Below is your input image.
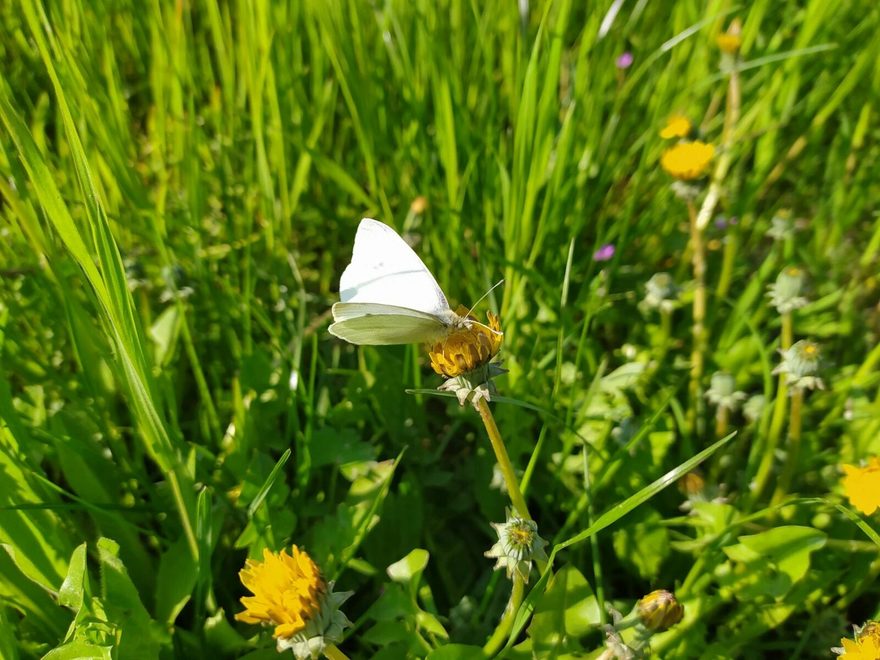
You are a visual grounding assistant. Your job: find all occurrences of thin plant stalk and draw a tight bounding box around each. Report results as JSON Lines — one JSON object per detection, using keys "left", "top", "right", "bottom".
{"left": 324, "top": 644, "right": 350, "bottom": 660}
{"left": 687, "top": 199, "right": 707, "bottom": 437}
{"left": 752, "top": 312, "right": 793, "bottom": 502}
{"left": 688, "top": 33, "right": 742, "bottom": 435}
{"left": 583, "top": 443, "right": 606, "bottom": 625}
{"left": 482, "top": 575, "right": 525, "bottom": 656}
{"left": 772, "top": 388, "right": 803, "bottom": 505}
{"left": 715, "top": 405, "right": 729, "bottom": 439}
{"left": 476, "top": 397, "right": 531, "bottom": 520}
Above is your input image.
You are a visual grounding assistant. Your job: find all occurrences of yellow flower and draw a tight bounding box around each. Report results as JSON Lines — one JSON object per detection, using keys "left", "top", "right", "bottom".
{"left": 842, "top": 458, "right": 880, "bottom": 515}
{"left": 716, "top": 18, "right": 743, "bottom": 55}
{"left": 429, "top": 310, "right": 503, "bottom": 378}
{"left": 839, "top": 635, "right": 880, "bottom": 659}
{"left": 235, "top": 546, "right": 326, "bottom": 639}
{"left": 716, "top": 33, "right": 742, "bottom": 54}
{"left": 660, "top": 115, "right": 692, "bottom": 140}
{"left": 660, "top": 141, "right": 715, "bottom": 180}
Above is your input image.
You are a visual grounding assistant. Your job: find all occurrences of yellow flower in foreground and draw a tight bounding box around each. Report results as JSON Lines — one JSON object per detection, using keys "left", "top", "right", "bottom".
{"left": 429, "top": 310, "right": 503, "bottom": 378}
{"left": 661, "top": 141, "right": 715, "bottom": 180}
{"left": 660, "top": 115, "right": 692, "bottom": 139}
{"left": 236, "top": 546, "right": 352, "bottom": 658}
{"left": 837, "top": 629, "right": 880, "bottom": 659}
{"left": 842, "top": 458, "right": 880, "bottom": 515}
{"left": 236, "top": 546, "right": 325, "bottom": 639}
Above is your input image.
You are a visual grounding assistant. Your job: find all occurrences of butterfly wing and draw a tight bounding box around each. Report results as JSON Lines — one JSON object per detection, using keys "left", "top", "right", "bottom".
{"left": 329, "top": 302, "right": 453, "bottom": 345}
{"left": 339, "top": 218, "right": 451, "bottom": 316}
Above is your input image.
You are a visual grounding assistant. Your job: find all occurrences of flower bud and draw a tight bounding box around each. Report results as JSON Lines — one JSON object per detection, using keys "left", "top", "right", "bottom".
{"left": 767, "top": 266, "right": 808, "bottom": 313}
{"left": 637, "top": 589, "right": 684, "bottom": 632}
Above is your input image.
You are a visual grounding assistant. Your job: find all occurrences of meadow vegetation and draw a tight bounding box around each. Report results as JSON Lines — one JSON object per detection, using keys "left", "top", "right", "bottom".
{"left": 1, "top": 1, "right": 879, "bottom": 658}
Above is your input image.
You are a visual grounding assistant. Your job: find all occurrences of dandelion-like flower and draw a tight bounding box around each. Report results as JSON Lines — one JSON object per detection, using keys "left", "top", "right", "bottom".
{"left": 637, "top": 590, "right": 684, "bottom": 632}
{"left": 660, "top": 141, "right": 714, "bottom": 180}
{"left": 834, "top": 621, "right": 880, "bottom": 658}
{"left": 773, "top": 340, "right": 824, "bottom": 392}
{"left": 484, "top": 510, "right": 548, "bottom": 583}
{"left": 841, "top": 458, "right": 880, "bottom": 515}
{"left": 659, "top": 115, "right": 692, "bottom": 140}
{"left": 705, "top": 371, "right": 747, "bottom": 412}
{"left": 236, "top": 546, "right": 352, "bottom": 658}
{"left": 767, "top": 266, "right": 808, "bottom": 313}
{"left": 429, "top": 309, "right": 504, "bottom": 405}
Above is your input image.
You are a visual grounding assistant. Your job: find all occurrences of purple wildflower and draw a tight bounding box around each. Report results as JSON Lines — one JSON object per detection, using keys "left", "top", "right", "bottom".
{"left": 616, "top": 52, "right": 633, "bottom": 69}
{"left": 593, "top": 244, "right": 615, "bottom": 262}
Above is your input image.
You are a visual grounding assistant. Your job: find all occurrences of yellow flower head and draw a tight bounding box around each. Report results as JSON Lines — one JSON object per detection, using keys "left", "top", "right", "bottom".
{"left": 838, "top": 624, "right": 880, "bottom": 659}
{"left": 429, "top": 309, "right": 503, "bottom": 378}
{"left": 235, "top": 546, "right": 326, "bottom": 640}
{"left": 660, "top": 115, "right": 692, "bottom": 140}
{"left": 716, "top": 18, "right": 743, "bottom": 55}
{"left": 842, "top": 458, "right": 880, "bottom": 515}
{"left": 661, "top": 141, "right": 715, "bottom": 180}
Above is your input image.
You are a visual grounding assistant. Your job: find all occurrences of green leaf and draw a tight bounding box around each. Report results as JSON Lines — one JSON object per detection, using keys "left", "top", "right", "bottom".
{"left": 149, "top": 305, "right": 181, "bottom": 367}
{"left": 155, "top": 536, "right": 197, "bottom": 624}
{"left": 527, "top": 565, "right": 600, "bottom": 656}
{"left": 425, "top": 644, "right": 486, "bottom": 659}
{"left": 309, "top": 428, "right": 377, "bottom": 468}
{"left": 98, "top": 538, "right": 168, "bottom": 657}
{"left": 612, "top": 507, "right": 670, "bottom": 579}
{"left": 387, "top": 548, "right": 429, "bottom": 585}
{"left": 721, "top": 526, "right": 827, "bottom": 600}
{"left": 42, "top": 641, "right": 114, "bottom": 660}
{"left": 58, "top": 543, "right": 88, "bottom": 611}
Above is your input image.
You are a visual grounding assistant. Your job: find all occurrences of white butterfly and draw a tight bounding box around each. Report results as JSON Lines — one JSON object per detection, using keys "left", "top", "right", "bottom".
{"left": 329, "top": 218, "right": 469, "bottom": 345}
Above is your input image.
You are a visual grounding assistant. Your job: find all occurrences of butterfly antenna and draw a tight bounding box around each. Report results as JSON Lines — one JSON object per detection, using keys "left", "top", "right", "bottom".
{"left": 462, "top": 279, "right": 505, "bottom": 334}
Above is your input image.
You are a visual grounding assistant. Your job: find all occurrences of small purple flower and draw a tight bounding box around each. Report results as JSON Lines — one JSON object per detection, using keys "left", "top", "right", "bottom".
{"left": 714, "top": 215, "right": 739, "bottom": 230}
{"left": 616, "top": 52, "right": 633, "bottom": 69}
{"left": 593, "top": 244, "right": 615, "bottom": 262}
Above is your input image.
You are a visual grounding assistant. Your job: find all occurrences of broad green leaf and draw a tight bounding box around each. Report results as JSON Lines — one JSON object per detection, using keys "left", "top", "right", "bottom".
{"left": 155, "top": 536, "right": 198, "bottom": 625}
{"left": 387, "top": 548, "right": 430, "bottom": 585}
{"left": 612, "top": 507, "right": 670, "bottom": 579}
{"left": 528, "top": 564, "right": 600, "bottom": 656}
{"left": 98, "top": 538, "right": 168, "bottom": 657}
{"left": 425, "top": 644, "right": 486, "bottom": 660}
{"left": 58, "top": 543, "right": 88, "bottom": 611}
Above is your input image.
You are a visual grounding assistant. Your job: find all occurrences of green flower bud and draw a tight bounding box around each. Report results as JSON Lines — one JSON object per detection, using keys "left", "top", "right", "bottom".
{"left": 767, "top": 266, "right": 808, "bottom": 313}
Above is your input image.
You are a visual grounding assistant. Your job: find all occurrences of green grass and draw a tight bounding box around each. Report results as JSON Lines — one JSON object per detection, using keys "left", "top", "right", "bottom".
{"left": 1, "top": 0, "right": 879, "bottom": 657}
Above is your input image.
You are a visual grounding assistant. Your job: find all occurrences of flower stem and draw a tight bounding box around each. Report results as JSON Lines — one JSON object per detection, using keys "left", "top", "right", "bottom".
{"left": 482, "top": 575, "right": 524, "bottom": 656}
{"left": 751, "top": 312, "right": 793, "bottom": 503}
{"left": 771, "top": 388, "right": 803, "bottom": 505}
{"left": 324, "top": 644, "right": 350, "bottom": 660}
{"left": 686, "top": 200, "right": 707, "bottom": 438}
{"left": 476, "top": 397, "right": 531, "bottom": 521}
